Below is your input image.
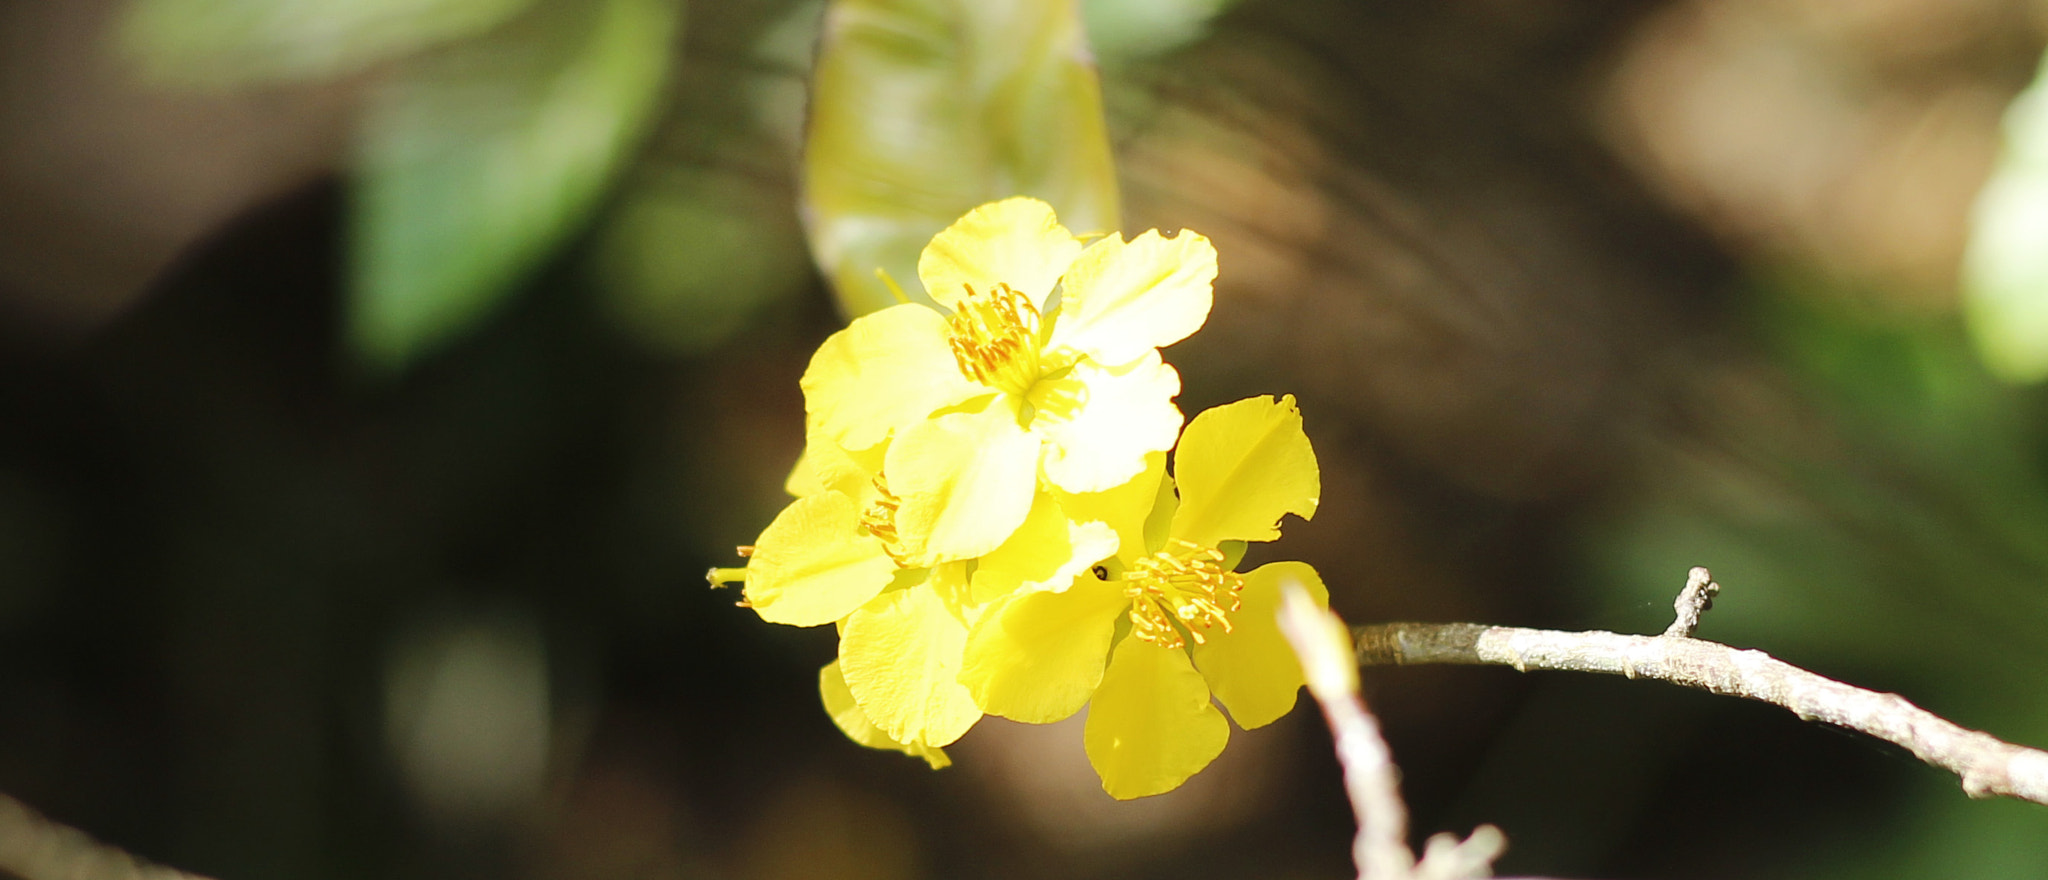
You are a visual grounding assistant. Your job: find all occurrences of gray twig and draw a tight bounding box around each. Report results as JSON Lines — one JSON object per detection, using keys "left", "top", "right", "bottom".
{"left": 0, "top": 793, "right": 215, "bottom": 880}
{"left": 1353, "top": 568, "right": 2048, "bottom": 807}
{"left": 1277, "top": 583, "right": 1511, "bottom": 880}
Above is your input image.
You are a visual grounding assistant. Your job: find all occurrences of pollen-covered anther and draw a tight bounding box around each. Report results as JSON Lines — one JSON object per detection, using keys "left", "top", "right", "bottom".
{"left": 1121, "top": 539, "right": 1246, "bottom": 649}
{"left": 857, "top": 476, "right": 911, "bottom": 565}
{"left": 946, "top": 282, "right": 1044, "bottom": 396}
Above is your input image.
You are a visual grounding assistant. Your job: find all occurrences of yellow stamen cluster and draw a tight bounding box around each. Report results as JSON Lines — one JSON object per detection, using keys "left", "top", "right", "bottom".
{"left": 858, "top": 476, "right": 911, "bottom": 565}
{"left": 1121, "top": 539, "right": 1245, "bottom": 649}
{"left": 947, "top": 283, "right": 1044, "bottom": 396}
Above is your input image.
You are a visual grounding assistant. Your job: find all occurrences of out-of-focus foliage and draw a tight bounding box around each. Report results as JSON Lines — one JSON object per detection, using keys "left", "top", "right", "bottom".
{"left": 350, "top": 0, "right": 681, "bottom": 372}
{"left": 119, "top": 0, "right": 538, "bottom": 86}
{"left": 1964, "top": 49, "right": 2048, "bottom": 384}
{"left": 802, "top": 0, "right": 1119, "bottom": 316}
{"left": 1080, "top": 0, "right": 1237, "bottom": 61}
{"left": 1587, "top": 286, "right": 2048, "bottom": 880}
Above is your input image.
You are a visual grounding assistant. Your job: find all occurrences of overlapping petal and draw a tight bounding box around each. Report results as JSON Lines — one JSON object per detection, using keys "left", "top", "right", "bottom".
{"left": 821, "top": 660, "right": 949, "bottom": 769}
{"left": 1084, "top": 636, "right": 1230, "bottom": 800}
{"left": 1191, "top": 562, "right": 1326, "bottom": 729}
{"left": 1170, "top": 394, "right": 1320, "bottom": 548}
{"left": 1035, "top": 352, "right": 1183, "bottom": 493}
{"left": 802, "top": 303, "right": 979, "bottom": 452}
{"left": 959, "top": 576, "right": 1128, "bottom": 723}
{"left": 743, "top": 492, "right": 896, "bottom": 626}
{"left": 840, "top": 574, "right": 982, "bottom": 747}
{"left": 885, "top": 401, "right": 1041, "bottom": 566}
{"left": 918, "top": 197, "right": 1082, "bottom": 310}
{"left": 970, "top": 491, "right": 1119, "bottom": 602}
{"left": 1048, "top": 229, "right": 1217, "bottom": 367}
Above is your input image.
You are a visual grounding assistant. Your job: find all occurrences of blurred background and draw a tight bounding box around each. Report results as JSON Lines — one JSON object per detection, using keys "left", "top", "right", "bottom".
{"left": 3, "top": 0, "right": 2048, "bottom": 878}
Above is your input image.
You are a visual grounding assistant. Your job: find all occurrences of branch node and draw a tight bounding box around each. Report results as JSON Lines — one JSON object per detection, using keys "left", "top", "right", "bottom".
{"left": 1662, "top": 566, "right": 1719, "bottom": 638}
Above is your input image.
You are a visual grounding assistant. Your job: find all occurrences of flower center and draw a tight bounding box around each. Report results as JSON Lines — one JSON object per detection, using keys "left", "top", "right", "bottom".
{"left": 1121, "top": 539, "right": 1245, "bottom": 649}
{"left": 947, "top": 283, "right": 1044, "bottom": 396}
{"left": 857, "top": 476, "right": 911, "bottom": 565}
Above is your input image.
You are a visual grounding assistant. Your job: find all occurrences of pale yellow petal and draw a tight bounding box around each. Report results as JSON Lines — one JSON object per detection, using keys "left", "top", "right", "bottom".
{"left": 959, "top": 577, "right": 1128, "bottom": 723}
{"left": 801, "top": 303, "right": 980, "bottom": 452}
{"left": 820, "top": 660, "right": 950, "bottom": 769}
{"left": 1056, "top": 452, "right": 1166, "bottom": 562}
{"left": 1191, "top": 561, "right": 1326, "bottom": 729}
{"left": 1047, "top": 229, "right": 1216, "bottom": 366}
{"left": 1036, "top": 352, "right": 1183, "bottom": 493}
{"left": 971, "top": 491, "right": 1121, "bottom": 604}
{"left": 1170, "top": 394, "right": 1320, "bottom": 548}
{"left": 1084, "top": 636, "right": 1229, "bottom": 799}
{"left": 743, "top": 493, "right": 896, "bottom": 627}
{"left": 918, "top": 197, "right": 1082, "bottom": 311}
{"left": 840, "top": 584, "right": 982, "bottom": 747}
{"left": 885, "top": 401, "right": 1040, "bottom": 566}
{"left": 784, "top": 429, "right": 879, "bottom": 500}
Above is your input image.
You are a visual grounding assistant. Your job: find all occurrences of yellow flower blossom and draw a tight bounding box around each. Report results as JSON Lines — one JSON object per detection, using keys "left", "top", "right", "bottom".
{"left": 957, "top": 395, "right": 1325, "bottom": 799}
{"left": 800, "top": 197, "right": 1216, "bottom": 568}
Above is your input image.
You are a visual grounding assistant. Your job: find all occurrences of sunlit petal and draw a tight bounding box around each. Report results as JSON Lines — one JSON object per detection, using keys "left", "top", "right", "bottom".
{"left": 743, "top": 493, "right": 896, "bottom": 627}
{"left": 959, "top": 577, "right": 1128, "bottom": 723}
{"left": 1170, "top": 394, "right": 1319, "bottom": 548}
{"left": 1036, "top": 352, "right": 1183, "bottom": 493}
{"left": 971, "top": 491, "right": 1121, "bottom": 602}
{"left": 1055, "top": 452, "right": 1166, "bottom": 562}
{"left": 885, "top": 401, "right": 1041, "bottom": 566}
{"left": 1047, "top": 229, "right": 1216, "bottom": 366}
{"left": 918, "top": 197, "right": 1082, "bottom": 311}
{"left": 820, "top": 660, "right": 950, "bottom": 769}
{"left": 802, "top": 303, "right": 980, "bottom": 452}
{"left": 1192, "top": 561, "right": 1326, "bottom": 729}
{"left": 1084, "top": 636, "right": 1229, "bottom": 799}
{"left": 841, "top": 583, "right": 982, "bottom": 747}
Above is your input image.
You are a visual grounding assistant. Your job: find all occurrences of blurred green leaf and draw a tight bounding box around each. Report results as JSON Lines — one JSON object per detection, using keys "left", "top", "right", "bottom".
{"left": 803, "top": 0, "right": 1120, "bottom": 316}
{"left": 350, "top": 0, "right": 682, "bottom": 373}
{"left": 1081, "top": 0, "right": 1237, "bottom": 61}
{"left": 120, "top": 0, "right": 539, "bottom": 87}
{"left": 592, "top": 168, "right": 812, "bottom": 355}
{"left": 1962, "top": 49, "right": 2048, "bottom": 384}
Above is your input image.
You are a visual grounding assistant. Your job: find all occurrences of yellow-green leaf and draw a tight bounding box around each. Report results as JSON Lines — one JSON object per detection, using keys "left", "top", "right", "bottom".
{"left": 1965, "top": 48, "right": 2048, "bottom": 384}
{"left": 802, "top": 0, "right": 1120, "bottom": 316}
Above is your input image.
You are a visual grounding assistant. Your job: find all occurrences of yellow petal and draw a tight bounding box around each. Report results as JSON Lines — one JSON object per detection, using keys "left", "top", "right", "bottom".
{"left": 1084, "top": 636, "right": 1229, "bottom": 799}
{"left": 802, "top": 303, "right": 979, "bottom": 452}
{"left": 885, "top": 400, "right": 1040, "bottom": 566}
{"left": 840, "top": 582, "right": 982, "bottom": 747}
{"left": 1035, "top": 351, "right": 1183, "bottom": 493}
{"left": 1191, "top": 562, "right": 1326, "bottom": 729}
{"left": 743, "top": 493, "right": 897, "bottom": 627}
{"left": 1047, "top": 229, "right": 1216, "bottom": 366}
{"left": 1057, "top": 452, "right": 1167, "bottom": 561}
{"left": 959, "top": 577, "right": 1128, "bottom": 723}
{"left": 1170, "top": 394, "right": 1320, "bottom": 548}
{"left": 970, "top": 491, "right": 1121, "bottom": 604}
{"left": 820, "top": 661, "right": 951, "bottom": 769}
{"left": 785, "top": 429, "right": 880, "bottom": 500}
{"left": 917, "top": 197, "right": 1082, "bottom": 311}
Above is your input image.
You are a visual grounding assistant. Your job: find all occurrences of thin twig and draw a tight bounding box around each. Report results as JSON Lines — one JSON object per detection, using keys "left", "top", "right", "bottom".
{"left": 1353, "top": 569, "right": 2048, "bottom": 807}
{"left": 1278, "top": 583, "right": 1511, "bottom": 880}
{"left": 0, "top": 793, "right": 215, "bottom": 880}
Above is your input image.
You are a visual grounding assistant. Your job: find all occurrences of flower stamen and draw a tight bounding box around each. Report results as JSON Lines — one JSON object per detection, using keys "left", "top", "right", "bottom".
{"left": 858, "top": 476, "right": 911, "bottom": 565}
{"left": 947, "top": 283, "right": 1044, "bottom": 396}
{"left": 1121, "top": 539, "right": 1245, "bottom": 649}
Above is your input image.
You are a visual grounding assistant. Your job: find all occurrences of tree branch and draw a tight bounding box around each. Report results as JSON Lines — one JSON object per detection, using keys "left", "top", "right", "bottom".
{"left": 0, "top": 793, "right": 215, "bottom": 880}
{"left": 1352, "top": 568, "right": 2048, "bottom": 807}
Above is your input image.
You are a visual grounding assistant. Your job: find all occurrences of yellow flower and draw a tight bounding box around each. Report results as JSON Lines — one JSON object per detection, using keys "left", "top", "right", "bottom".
{"left": 800, "top": 197, "right": 1216, "bottom": 568}
{"left": 956, "top": 395, "right": 1325, "bottom": 799}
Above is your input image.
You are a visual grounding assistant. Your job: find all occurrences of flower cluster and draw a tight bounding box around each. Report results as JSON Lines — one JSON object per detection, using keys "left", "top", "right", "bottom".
{"left": 710, "top": 198, "right": 1327, "bottom": 799}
